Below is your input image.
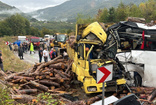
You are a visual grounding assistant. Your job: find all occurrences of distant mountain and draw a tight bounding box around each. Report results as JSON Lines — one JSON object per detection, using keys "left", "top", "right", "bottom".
{"left": 0, "top": 1, "right": 31, "bottom": 20}
{"left": 29, "top": 0, "right": 148, "bottom": 22}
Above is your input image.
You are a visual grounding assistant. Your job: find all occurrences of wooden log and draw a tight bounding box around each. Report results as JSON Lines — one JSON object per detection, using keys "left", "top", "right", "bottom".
{"left": 12, "top": 95, "right": 47, "bottom": 104}
{"left": 30, "top": 80, "right": 48, "bottom": 92}
{"left": 86, "top": 94, "right": 102, "bottom": 105}
{"left": 39, "top": 80, "right": 60, "bottom": 87}
{"left": 49, "top": 63, "right": 66, "bottom": 69}
{"left": 0, "top": 70, "right": 7, "bottom": 76}
{"left": 53, "top": 69, "right": 67, "bottom": 78}
{"left": 34, "top": 55, "right": 62, "bottom": 74}
{"left": 12, "top": 79, "right": 21, "bottom": 83}
{"left": 46, "top": 75, "right": 50, "bottom": 79}
{"left": 55, "top": 74, "right": 64, "bottom": 83}
{"left": 5, "top": 72, "right": 24, "bottom": 81}
{"left": 65, "top": 60, "right": 73, "bottom": 73}
{"left": 148, "top": 89, "right": 156, "bottom": 101}
{"left": 18, "top": 89, "right": 37, "bottom": 94}
{"left": 49, "top": 73, "right": 53, "bottom": 77}
{"left": 39, "top": 75, "right": 46, "bottom": 79}
{"left": 13, "top": 76, "right": 34, "bottom": 81}
{"left": 49, "top": 77, "right": 57, "bottom": 80}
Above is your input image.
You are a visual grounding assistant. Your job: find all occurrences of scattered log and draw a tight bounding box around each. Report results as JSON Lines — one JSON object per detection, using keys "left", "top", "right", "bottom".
{"left": 0, "top": 70, "right": 7, "bottom": 76}
{"left": 5, "top": 72, "right": 24, "bottom": 81}
{"left": 39, "top": 80, "right": 60, "bottom": 87}
{"left": 13, "top": 76, "right": 34, "bottom": 81}
{"left": 18, "top": 89, "right": 38, "bottom": 94}
{"left": 30, "top": 80, "right": 48, "bottom": 92}
{"left": 148, "top": 89, "right": 156, "bottom": 101}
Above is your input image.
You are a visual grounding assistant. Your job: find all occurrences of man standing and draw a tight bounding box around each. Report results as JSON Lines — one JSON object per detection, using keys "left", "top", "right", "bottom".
{"left": 38, "top": 47, "right": 43, "bottom": 63}
{"left": 43, "top": 48, "right": 48, "bottom": 62}
{"left": 18, "top": 44, "right": 24, "bottom": 60}
{"left": 49, "top": 48, "right": 56, "bottom": 60}
{"left": 0, "top": 50, "right": 4, "bottom": 72}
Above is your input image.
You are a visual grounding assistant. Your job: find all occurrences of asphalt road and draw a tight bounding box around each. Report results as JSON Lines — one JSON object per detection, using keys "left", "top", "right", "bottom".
{"left": 15, "top": 50, "right": 51, "bottom": 64}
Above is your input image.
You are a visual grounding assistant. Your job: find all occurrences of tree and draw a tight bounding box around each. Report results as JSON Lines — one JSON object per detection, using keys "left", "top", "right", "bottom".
{"left": 107, "top": 7, "right": 116, "bottom": 22}
{"left": 116, "top": 2, "right": 127, "bottom": 22}
{"left": 98, "top": 8, "right": 109, "bottom": 22}
{"left": 6, "top": 14, "right": 26, "bottom": 35}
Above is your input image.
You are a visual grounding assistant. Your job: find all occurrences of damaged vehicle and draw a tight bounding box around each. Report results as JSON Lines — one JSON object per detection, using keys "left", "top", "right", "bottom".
{"left": 67, "top": 22, "right": 130, "bottom": 94}
{"left": 108, "top": 19, "right": 156, "bottom": 87}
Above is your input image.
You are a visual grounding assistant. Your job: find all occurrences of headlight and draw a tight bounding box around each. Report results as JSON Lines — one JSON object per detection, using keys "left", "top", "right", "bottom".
{"left": 87, "top": 86, "right": 97, "bottom": 92}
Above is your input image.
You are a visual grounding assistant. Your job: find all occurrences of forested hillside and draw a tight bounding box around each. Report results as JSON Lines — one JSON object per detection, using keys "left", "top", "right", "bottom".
{"left": 29, "top": 0, "right": 147, "bottom": 22}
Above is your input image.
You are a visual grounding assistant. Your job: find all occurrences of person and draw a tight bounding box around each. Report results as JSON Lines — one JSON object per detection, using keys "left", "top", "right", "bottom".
{"left": 30, "top": 42, "right": 35, "bottom": 54}
{"left": 38, "top": 47, "right": 43, "bottom": 63}
{"left": 14, "top": 44, "right": 18, "bottom": 53}
{"left": 85, "top": 44, "right": 93, "bottom": 59}
{"left": 0, "top": 50, "right": 4, "bottom": 72}
{"left": 18, "top": 44, "right": 24, "bottom": 60}
{"left": 43, "top": 48, "right": 48, "bottom": 62}
{"left": 49, "top": 48, "right": 56, "bottom": 60}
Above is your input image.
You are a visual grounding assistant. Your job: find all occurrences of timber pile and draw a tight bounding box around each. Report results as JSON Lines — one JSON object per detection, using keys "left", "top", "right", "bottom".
{"left": 130, "top": 87, "right": 156, "bottom": 105}
{"left": 1, "top": 55, "right": 76, "bottom": 104}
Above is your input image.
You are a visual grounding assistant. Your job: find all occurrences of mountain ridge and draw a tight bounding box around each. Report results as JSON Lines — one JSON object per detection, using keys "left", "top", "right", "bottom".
{"left": 29, "top": 0, "right": 148, "bottom": 22}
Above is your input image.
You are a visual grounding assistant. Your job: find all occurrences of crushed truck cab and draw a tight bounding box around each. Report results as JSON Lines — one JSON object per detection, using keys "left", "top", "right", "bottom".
{"left": 67, "top": 22, "right": 127, "bottom": 94}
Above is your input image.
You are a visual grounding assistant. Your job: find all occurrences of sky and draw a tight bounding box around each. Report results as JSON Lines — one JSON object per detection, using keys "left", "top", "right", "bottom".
{"left": 0, "top": 0, "right": 68, "bottom": 13}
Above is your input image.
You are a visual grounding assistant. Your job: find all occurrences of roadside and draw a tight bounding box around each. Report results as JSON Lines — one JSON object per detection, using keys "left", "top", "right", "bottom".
{"left": 0, "top": 36, "right": 31, "bottom": 72}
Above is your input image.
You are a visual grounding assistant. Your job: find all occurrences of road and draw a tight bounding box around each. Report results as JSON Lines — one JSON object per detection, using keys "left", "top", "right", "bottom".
{"left": 15, "top": 50, "right": 51, "bottom": 64}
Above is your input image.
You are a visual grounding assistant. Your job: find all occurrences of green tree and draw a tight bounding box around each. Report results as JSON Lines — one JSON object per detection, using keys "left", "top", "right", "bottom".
{"left": 98, "top": 8, "right": 109, "bottom": 22}
{"left": 41, "top": 27, "right": 51, "bottom": 37}
{"left": 6, "top": 14, "right": 26, "bottom": 35}
{"left": 108, "top": 7, "right": 116, "bottom": 22}
{"left": 0, "top": 20, "right": 12, "bottom": 36}
{"left": 116, "top": 2, "right": 127, "bottom": 22}
{"left": 30, "top": 27, "right": 41, "bottom": 36}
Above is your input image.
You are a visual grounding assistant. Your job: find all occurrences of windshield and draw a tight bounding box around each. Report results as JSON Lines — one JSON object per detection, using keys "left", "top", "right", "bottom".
{"left": 56, "top": 35, "right": 66, "bottom": 42}
{"left": 44, "top": 36, "right": 49, "bottom": 38}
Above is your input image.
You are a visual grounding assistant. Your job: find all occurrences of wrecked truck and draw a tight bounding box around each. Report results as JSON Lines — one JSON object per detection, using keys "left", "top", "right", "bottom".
{"left": 108, "top": 20, "right": 156, "bottom": 87}
{"left": 67, "top": 22, "right": 131, "bottom": 94}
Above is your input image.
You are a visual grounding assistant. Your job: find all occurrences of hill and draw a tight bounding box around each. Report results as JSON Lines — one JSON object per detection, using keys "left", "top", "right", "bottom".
{"left": 29, "top": 0, "right": 148, "bottom": 22}
{"left": 0, "top": 1, "right": 30, "bottom": 20}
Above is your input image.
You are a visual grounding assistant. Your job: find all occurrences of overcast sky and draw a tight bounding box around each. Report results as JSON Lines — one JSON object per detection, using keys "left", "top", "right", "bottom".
{"left": 0, "top": 0, "right": 68, "bottom": 13}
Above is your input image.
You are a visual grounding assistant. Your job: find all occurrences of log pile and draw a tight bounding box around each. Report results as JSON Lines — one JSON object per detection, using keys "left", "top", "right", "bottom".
{"left": 2, "top": 55, "right": 75, "bottom": 104}
{"left": 130, "top": 87, "right": 156, "bottom": 105}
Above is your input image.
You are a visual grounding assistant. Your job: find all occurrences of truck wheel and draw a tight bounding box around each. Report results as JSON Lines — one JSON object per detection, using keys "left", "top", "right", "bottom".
{"left": 134, "top": 74, "right": 142, "bottom": 87}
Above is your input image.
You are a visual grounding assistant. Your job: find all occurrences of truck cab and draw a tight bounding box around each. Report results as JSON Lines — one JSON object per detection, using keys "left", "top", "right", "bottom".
{"left": 67, "top": 22, "right": 127, "bottom": 94}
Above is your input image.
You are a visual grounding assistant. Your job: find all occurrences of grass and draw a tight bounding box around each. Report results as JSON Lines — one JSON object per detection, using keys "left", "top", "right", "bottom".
{"left": 0, "top": 36, "right": 31, "bottom": 72}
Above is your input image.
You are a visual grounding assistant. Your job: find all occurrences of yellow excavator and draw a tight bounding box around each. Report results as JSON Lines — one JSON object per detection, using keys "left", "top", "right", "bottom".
{"left": 50, "top": 34, "right": 67, "bottom": 55}
{"left": 67, "top": 22, "right": 129, "bottom": 94}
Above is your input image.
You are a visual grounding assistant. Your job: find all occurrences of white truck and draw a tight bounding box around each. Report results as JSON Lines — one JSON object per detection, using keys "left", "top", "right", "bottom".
{"left": 18, "top": 36, "right": 26, "bottom": 41}
{"left": 44, "top": 34, "right": 54, "bottom": 41}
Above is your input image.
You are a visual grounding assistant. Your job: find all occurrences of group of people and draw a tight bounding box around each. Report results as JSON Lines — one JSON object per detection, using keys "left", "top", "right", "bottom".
{"left": 38, "top": 47, "right": 56, "bottom": 63}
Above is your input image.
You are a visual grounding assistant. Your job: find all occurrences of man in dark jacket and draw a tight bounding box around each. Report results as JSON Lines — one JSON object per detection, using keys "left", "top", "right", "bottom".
{"left": 0, "top": 50, "right": 4, "bottom": 71}
{"left": 18, "top": 45, "right": 24, "bottom": 60}
{"left": 38, "top": 47, "right": 43, "bottom": 63}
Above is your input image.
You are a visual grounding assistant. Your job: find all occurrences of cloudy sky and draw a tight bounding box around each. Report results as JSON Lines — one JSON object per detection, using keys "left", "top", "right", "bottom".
{"left": 0, "top": 0, "right": 68, "bottom": 13}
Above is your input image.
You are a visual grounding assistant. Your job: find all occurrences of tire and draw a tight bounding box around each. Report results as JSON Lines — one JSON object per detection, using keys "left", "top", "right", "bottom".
{"left": 134, "top": 74, "right": 142, "bottom": 87}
